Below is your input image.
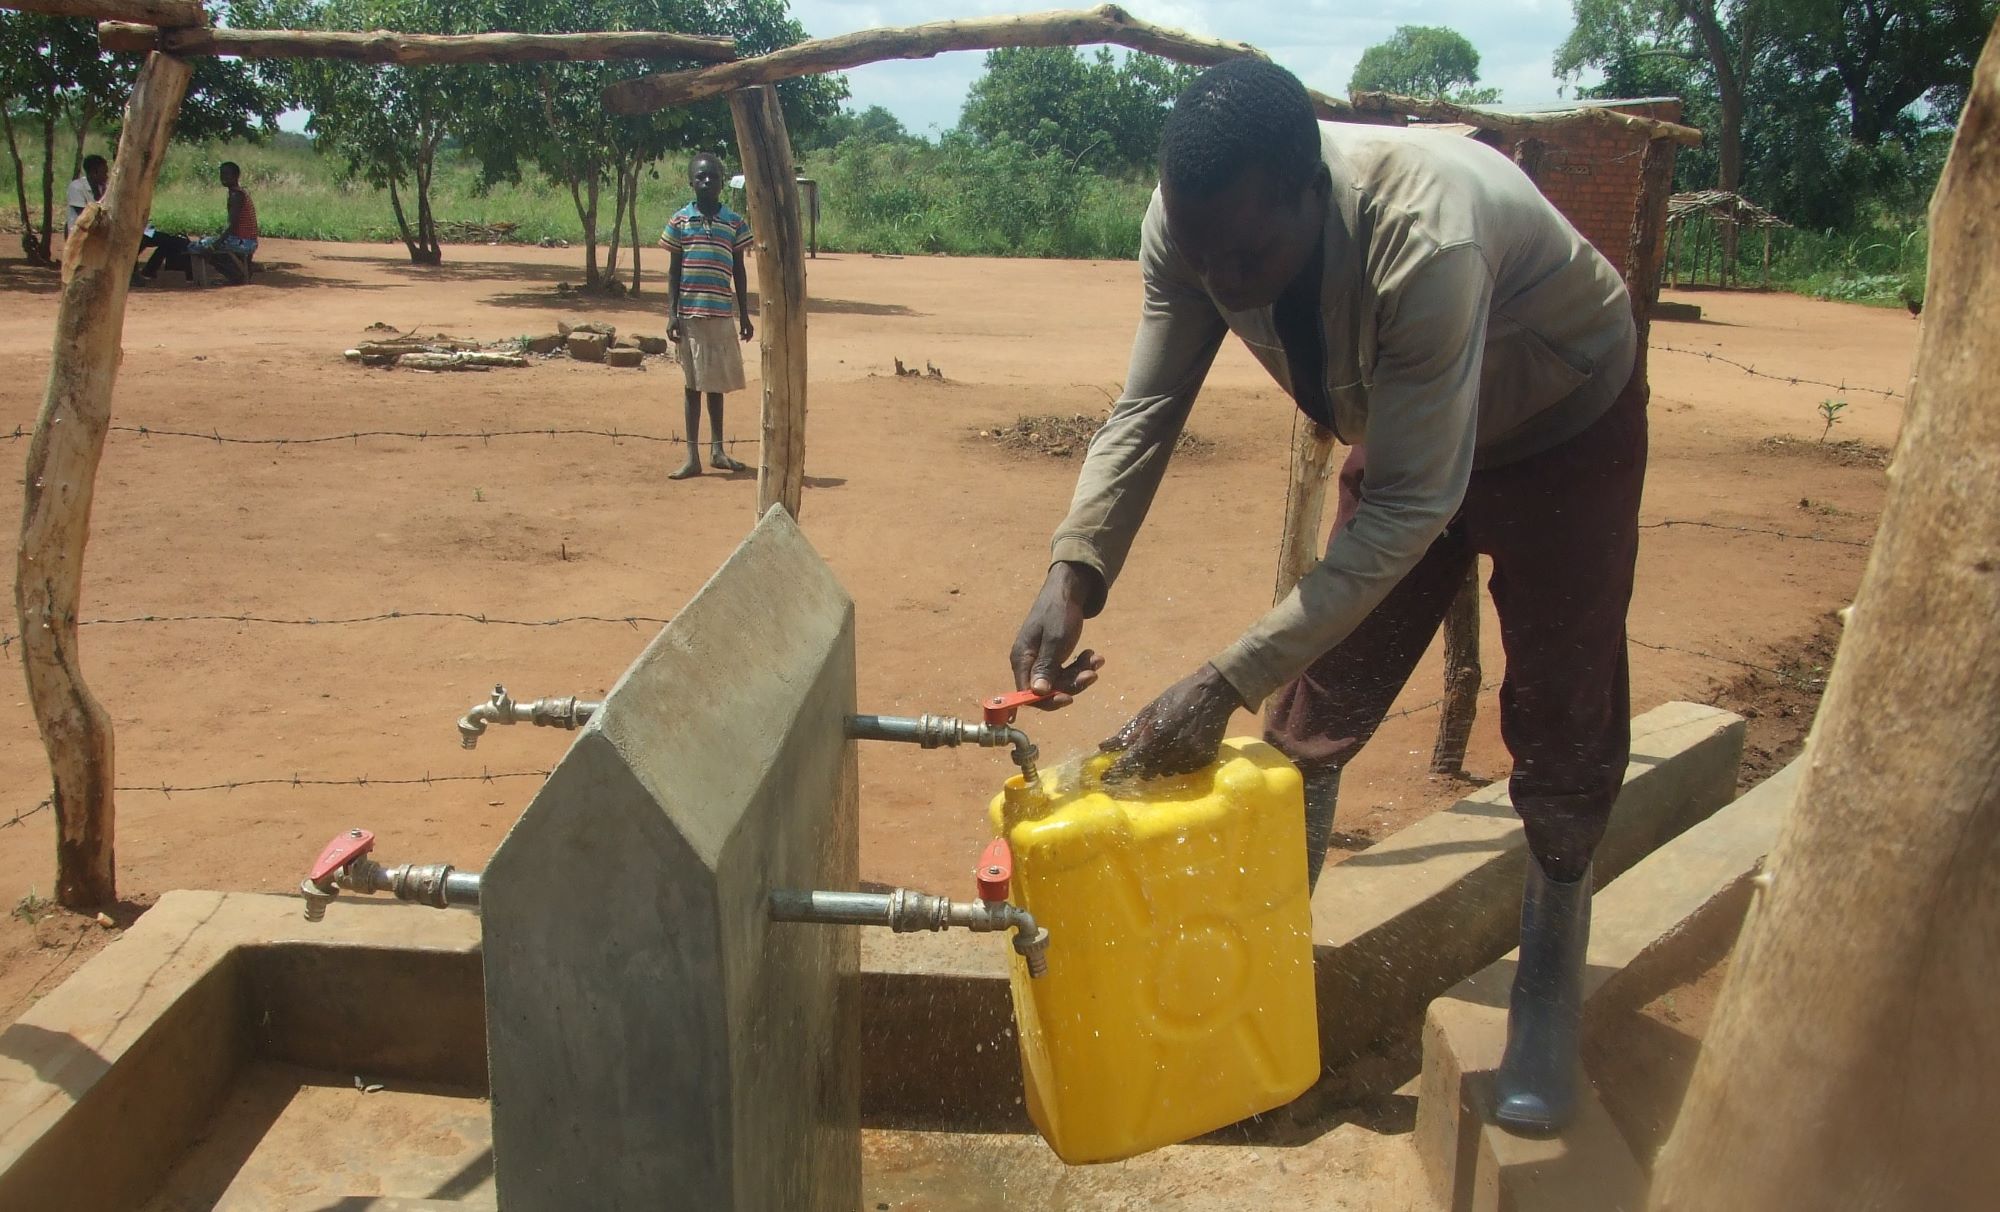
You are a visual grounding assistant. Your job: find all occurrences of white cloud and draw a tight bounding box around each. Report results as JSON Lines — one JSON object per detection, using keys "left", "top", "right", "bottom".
{"left": 787, "top": 0, "right": 1594, "bottom": 132}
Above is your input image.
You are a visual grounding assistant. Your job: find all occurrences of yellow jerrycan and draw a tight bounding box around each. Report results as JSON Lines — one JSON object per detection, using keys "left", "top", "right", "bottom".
{"left": 988, "top": 737, "right": 1320, "bottom": 1164}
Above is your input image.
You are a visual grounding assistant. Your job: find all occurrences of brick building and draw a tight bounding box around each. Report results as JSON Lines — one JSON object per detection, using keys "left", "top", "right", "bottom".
{"left": 1474, "top": 98, "right": 1686, "bottom": 281}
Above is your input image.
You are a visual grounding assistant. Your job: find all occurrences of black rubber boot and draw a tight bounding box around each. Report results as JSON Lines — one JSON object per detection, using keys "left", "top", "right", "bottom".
{"left": 1302, "top": 763, "right": 1341, "bottom": 893}
{"left": 1494, "top": 858, "right": 1592, "bottom": 1135}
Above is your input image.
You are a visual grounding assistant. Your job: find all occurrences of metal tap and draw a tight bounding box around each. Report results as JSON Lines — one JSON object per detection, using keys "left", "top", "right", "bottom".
{"left": 456, "top": 684, "right": 601, "bottom": 749}
{"left": 845, "top": 689, "right": 1048, "bottom": 785}
{"left": 769, "top": 838, "right": 1050, "bottom": 977}
{"left": 298, "top": 828, "right": 482, "bottom": 921}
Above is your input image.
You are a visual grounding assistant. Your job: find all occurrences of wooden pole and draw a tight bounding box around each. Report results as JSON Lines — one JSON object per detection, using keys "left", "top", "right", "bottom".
{"left": 1625, "top": 136, "right": 1677, "bottom": 343}
{"left": 99, "top": 22, "right": 737, "bottom": 65}
{"left": 1651, "top": 24, "right": 2000, "bottom": 1209}
{"left": 605, "top": 5, "right": 1352, "bottom": 118}
{"left": 6, "top": 0, "right": 205, "bottom": 28}
{"left": 1272, "top": 414, "right": 1338, "bottom": 602}
{"left": 728, "top": 86, "right": 806, "bottom": 521}
{"left": 15, "top": 51, "right": 189, "bottom": 910}
{"left": 1429, "top": 561, "right": 1482, "bottom": 777}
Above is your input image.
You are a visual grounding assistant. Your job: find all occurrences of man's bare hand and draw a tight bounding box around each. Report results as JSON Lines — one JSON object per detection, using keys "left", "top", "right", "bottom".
{"left": 1009, "top": 562, "right": 1106, "bottom": 709}
{"left": 668, "top": 318, "right": 684, "bottom": 343}
{"left": 740, "top": 315, "right": 755, "bottom": 342}
{"left": 1099, "top": 664, "right": 1242, "bottom": 782}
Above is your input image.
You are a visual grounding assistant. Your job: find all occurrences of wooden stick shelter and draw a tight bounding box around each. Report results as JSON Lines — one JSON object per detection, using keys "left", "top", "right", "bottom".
{"left": 99, "top": 21, "right": 738, "bottom": 65}
{"left": 1650, "top": 24, "right": 2000, "bottom": 1207}
{"left": 14, "top": 1, "right": 1691, "bottom": 915}
{"left": 1662, "top": 189, "right": 1789, "bottom": 289}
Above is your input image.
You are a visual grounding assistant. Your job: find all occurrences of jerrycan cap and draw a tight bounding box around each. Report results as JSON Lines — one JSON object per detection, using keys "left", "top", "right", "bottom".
{"left": 976, "top": 836, "right": 1014, "bottom": 902}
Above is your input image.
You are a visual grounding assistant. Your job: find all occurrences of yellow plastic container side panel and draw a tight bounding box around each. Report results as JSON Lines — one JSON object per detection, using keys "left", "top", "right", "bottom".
{"left": 988, "top": 737, "right": 1319, "bottom": 1164}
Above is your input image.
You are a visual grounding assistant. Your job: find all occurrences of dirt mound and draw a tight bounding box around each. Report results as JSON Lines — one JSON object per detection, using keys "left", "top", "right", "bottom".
{"left": 977, "top": 413, "right": 1211, "bottom": 460}
{"left": 1709, "top": 613, "right": 1844, "bottom": 789}
{"left": 1756, "top": 434, "right": 1891, "bottom": 469}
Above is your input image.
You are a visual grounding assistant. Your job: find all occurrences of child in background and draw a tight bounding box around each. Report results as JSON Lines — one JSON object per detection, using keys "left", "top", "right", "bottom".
{"left": 659, "top": 153, "right": 755, "bottom": 480}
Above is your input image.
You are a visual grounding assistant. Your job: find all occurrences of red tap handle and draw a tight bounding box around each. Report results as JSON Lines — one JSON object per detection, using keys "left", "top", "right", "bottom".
{"left": 976, "top": 837, "right": 1014, "bottom": 902}
{"left": 308, "top": 829, "right": 375, "bottom": 883}
{"left": 982, "top": 688, "right": 1050, "bottom": 726}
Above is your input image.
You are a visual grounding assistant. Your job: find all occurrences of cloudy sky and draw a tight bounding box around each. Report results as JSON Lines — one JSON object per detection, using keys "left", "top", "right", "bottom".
{"left": 788, "top": 0, "right": 1600, "bottom": 135}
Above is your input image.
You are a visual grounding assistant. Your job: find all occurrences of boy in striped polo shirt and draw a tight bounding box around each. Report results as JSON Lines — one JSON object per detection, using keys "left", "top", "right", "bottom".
{"left": 660, "top": 153, "right": 755, "bottom": 480}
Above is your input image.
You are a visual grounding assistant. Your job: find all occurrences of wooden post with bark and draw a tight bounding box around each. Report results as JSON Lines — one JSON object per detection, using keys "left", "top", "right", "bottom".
{"left": 14, "top": 52, "right": 190, "bottom": 909}
{"left": 1650, "top": 24, "right": 2000, "bottom": 1210}
{"left": 1430, "top": 562, "right": 1481, "bottom": 776}
{"left": 1272, "top": 415, "right": 1338, "bottom": 603}
{"left": 727, "top": 85, "right": 807, "bottom": 521}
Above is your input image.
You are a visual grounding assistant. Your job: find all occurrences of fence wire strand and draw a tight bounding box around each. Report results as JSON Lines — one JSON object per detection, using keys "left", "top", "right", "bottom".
{"left": 1650, "top": 343, "right": 1905, "bottom": 399}
{"left": 4, "top": 424, "right": 755, "bottom": 448}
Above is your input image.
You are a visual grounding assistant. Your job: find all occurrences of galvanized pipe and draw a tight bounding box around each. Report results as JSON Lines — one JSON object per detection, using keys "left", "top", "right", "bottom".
{"left": 770, "top": 885, "right": 1050, "bottom": 977}
{"left": 844, "top": 712, "right": 1040, "bottom": 785}
{"left": 302, "top": 858, "right": 481, "bottom": 920}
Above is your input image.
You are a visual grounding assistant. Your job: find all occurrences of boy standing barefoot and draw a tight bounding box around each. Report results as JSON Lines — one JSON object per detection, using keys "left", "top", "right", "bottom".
{"left": 661, "top": 153, "right": 755, "bottom": 480}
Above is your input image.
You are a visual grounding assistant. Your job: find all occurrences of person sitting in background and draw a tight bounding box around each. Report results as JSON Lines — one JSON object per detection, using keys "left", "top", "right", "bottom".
{"left": 64, "top": 154, "right": 108, "bottom": 238}
{"left": 190, "top": 161, "right": 259, "bottom": 283}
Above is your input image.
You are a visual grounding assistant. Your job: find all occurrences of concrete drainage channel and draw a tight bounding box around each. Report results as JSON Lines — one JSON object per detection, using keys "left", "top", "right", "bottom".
{"left": 0, "top": 512, "right": 1772, "bottom": 1211}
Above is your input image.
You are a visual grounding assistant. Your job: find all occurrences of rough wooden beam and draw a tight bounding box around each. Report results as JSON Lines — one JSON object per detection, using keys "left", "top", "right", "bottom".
{"left": 1272, "top": 414, "right": 1338, "bottom": 603}
{"left": 99, "top": 22, "right": 737, "bottom": 64}
{"left": 729, "top": 86, "right": 807, "bottom": 521}
{"left": 1351, "top": 90, "right": 1704, "bottom": 147}
{"left": 6, "top": 0, "right": 204, "bottom": 28}
{"left": 15, "top": 51, "right": 190, "bottom": 910}
{"left": 607, "top": 4, "right": 1354, "bottom": 119}
{"left": 1625, "top": 136, "right": 1678, "bottom": 345}
{"left": 1430, "top": 564, "right": 1481, "bottom": 777}
{"left": 1650, "top": 21, "right": 2000, "bottom": 1210}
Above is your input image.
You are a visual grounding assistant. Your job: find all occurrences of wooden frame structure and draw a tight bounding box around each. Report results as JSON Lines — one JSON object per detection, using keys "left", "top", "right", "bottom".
{"left": 1664, "top": 188, "right": 1790, "bottom": 289}
{"left": 18, "top": 0, "right": 1682, "bottom": 907}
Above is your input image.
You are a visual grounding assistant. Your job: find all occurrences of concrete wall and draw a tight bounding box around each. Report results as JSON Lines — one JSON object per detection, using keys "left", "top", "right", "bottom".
{"left": 482, "top": 507, "right": 861, "bottom": 1212}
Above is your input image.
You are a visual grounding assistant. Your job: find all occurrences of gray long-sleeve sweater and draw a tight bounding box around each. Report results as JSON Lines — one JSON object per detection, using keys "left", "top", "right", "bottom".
{"left": 1049, "top": 122, "right": 1639, "bottom": 709}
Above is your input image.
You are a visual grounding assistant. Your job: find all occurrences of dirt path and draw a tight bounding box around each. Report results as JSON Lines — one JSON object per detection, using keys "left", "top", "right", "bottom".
{"left": 0, "top": 244, "right": 1911, "bottom": 1020}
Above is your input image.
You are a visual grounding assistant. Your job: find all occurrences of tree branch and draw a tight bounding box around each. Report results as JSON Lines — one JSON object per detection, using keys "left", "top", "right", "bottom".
{"left": 98, "top": 22, "right": 737, "bottom": 65}
{"left": 602, "top": 4, "right": 1355, "bottom": 120}
{"left": 1350, "top": 91, "right": 1704, "bottom": 146}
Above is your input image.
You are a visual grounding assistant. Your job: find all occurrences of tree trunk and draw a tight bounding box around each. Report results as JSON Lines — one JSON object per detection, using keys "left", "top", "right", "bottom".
{"left": 2, "top": 107, "right": 42, "bottom": 264}
{"left": 729, "top": 86, "right": 808, "bottom": 521}
{"left": 1650, "top": 23, "right": 2000, "bottom": 1209}
{"left": 413, "top": 126, "right": 441, "bottom": 265}
{"left": 603, "top": 162, "right": 627, "bottom": 282}
{"left": 1679, "top": 0, "right": 1743, "bottom": 192}
{"left": 15, "top": 52, "right": 190, "bottom": 910}
{"left": 1430, "top": 563, "right": 1481, "bottom": 777}
{"left": 39, "top": 110, "right": 58, "bottom": 263}
{"left": 627, "top": 160, "right": 642, "bottom": 294}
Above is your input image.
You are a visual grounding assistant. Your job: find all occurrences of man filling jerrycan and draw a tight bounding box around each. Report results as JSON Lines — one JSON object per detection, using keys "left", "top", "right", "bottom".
{"left": 981, "top": 690, "right": 1319, "bottom": 1164}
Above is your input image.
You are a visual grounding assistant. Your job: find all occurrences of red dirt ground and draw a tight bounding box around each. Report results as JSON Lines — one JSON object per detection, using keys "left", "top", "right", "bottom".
{"left": 0, "top": 243, "right": 1912, "bottom": 1022}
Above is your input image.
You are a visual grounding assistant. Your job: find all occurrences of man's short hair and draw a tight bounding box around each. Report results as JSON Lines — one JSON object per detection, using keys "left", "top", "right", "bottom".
{"left": 82, "top": 154, "right": 107, "bottom": 174}
{"left": 1159, "top": 58, "right": 1321, "bottom": 201}
{"left": 220, "top": 161, "right": 240, "bottom": 177}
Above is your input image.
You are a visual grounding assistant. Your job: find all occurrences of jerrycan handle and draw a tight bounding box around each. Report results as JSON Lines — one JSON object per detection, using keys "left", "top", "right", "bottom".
{"left": 976, "top": 837, "right": 1014, "bottom": 902}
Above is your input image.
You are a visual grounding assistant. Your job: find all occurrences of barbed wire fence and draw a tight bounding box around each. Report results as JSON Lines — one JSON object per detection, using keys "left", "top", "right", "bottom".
{"left": 0, "top": 348, "right": 1884, "bottom": 825}
{"left": 1650, "top": 343, "right": 1907, "bottom": 400}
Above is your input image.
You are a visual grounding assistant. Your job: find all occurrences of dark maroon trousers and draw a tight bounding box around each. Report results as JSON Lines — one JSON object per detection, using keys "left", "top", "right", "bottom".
{"left": 1264, "top": 365, "right": 1649, "bottom": 882}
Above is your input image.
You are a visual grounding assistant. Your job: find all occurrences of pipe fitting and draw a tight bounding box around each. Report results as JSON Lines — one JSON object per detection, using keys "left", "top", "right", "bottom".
{"left": 457, "top": 684, "right": 601, "bottom": 749}
{"left": 299, "top": 828, "right": 482, "bottom": 921}
{"left": 845, "top": 712, "right": 1040, "bottom": 785}
{"left": 768, "top": 886, "right": 1050, "bottom": 977}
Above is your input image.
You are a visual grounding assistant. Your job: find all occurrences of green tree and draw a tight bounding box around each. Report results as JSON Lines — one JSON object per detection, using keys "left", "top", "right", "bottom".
{"left": 1349, "top": 25, "right": 1502, "bottom": 104}
{"left": 461, "top": 0, "right": 841, "bottom": 292}
{"left": 808, "top": 103, "right": 911, "bottom": 149}
{"left": 959, "top": 47, "right": 1198, "bottom": 175}
{"left": 246, "top": 0, "right": 482, "bottom": 264}
{"left": 1557, "top": 0, "right": 1993, "bottom": 205}
{"left": 0, "top": 5, "right": 278, "bottom": 264}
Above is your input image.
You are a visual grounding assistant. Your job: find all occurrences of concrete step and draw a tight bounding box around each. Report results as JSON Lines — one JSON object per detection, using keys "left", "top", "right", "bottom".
{"left": 1414, "top": 758, "right": 1804, "bottom": 1212}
